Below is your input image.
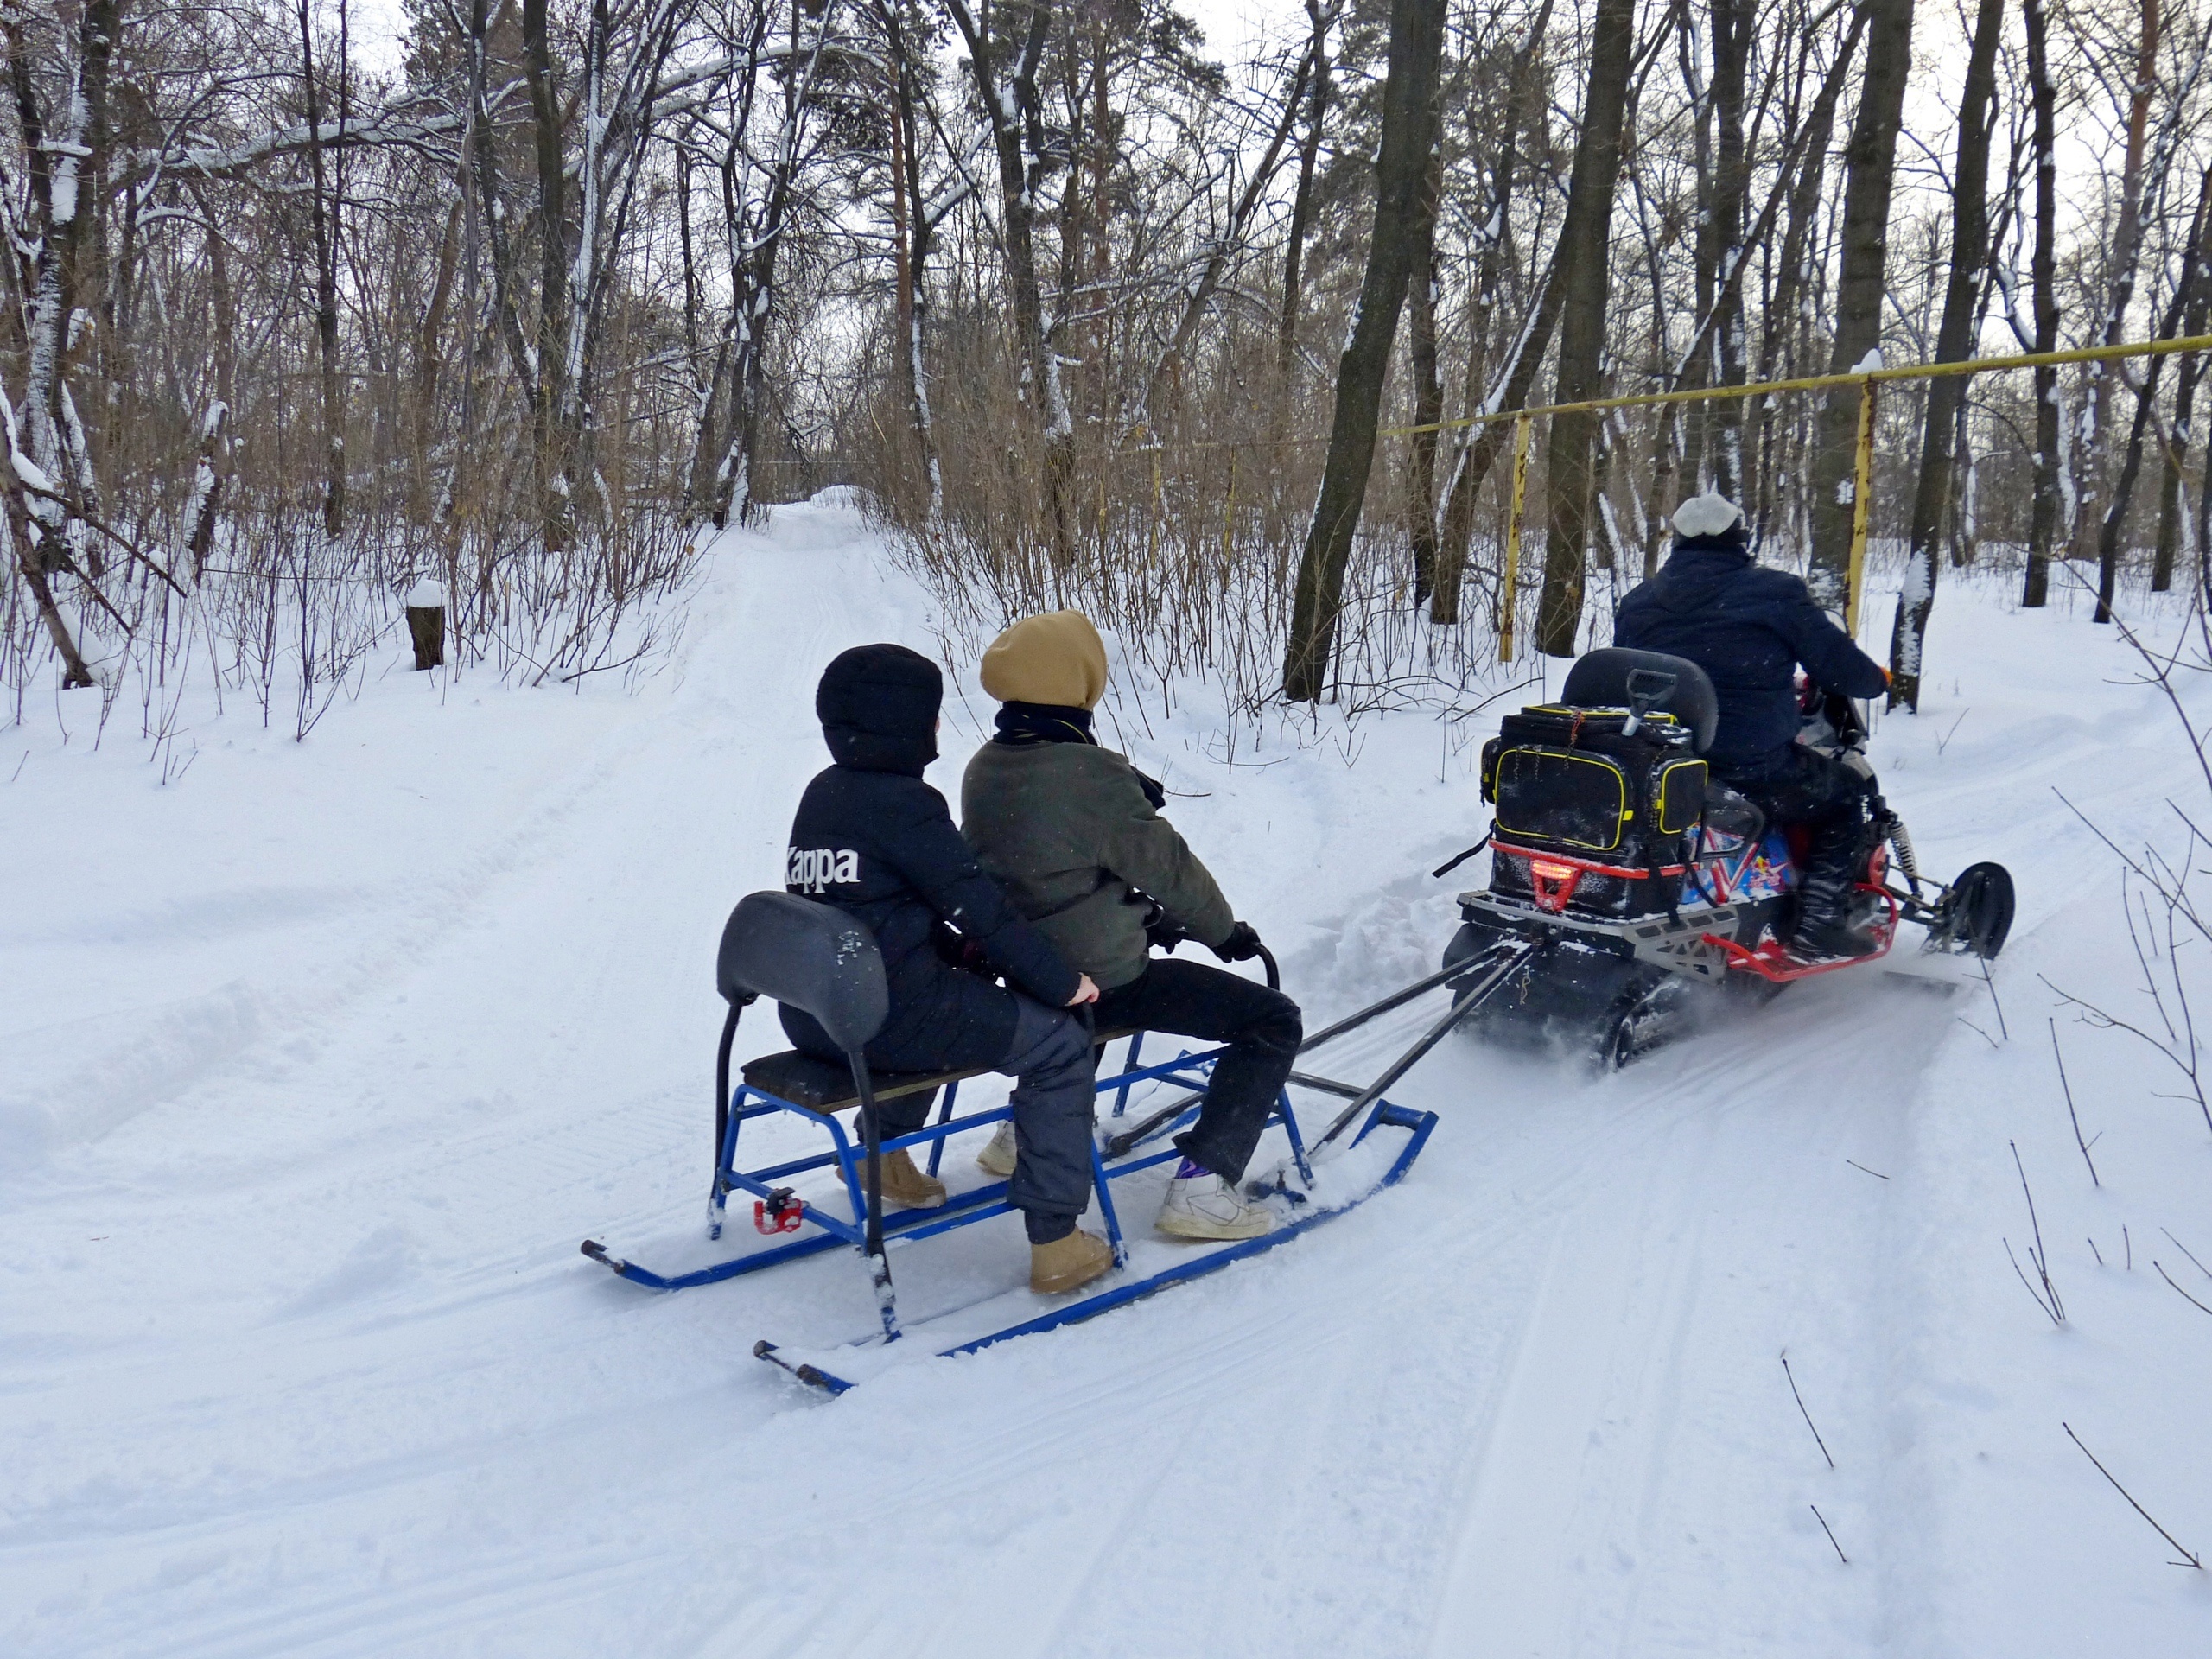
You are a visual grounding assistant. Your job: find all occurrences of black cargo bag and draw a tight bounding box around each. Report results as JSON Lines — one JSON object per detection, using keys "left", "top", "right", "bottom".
{"left": 1478, "top": 706, "right": 1707, "bottom": 918}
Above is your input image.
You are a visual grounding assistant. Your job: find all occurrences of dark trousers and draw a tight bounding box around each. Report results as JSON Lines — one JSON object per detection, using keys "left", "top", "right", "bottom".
{"left": 1723, "top": 747, "right": 1875, "bottom": 914}
{"left": 1094, "top": 958, "right": 1303, "bottom": 1185}
{"left": 873, "top": 995, "right": 1096, "bottom": 1241}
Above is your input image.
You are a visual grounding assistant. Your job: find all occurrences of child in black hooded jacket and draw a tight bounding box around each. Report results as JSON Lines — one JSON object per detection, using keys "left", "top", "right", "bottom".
{"left": 779, "top": 643, "right": 1117, "bottom": 1294}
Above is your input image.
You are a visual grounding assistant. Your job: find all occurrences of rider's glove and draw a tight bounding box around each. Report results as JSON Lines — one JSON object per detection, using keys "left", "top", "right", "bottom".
{"left": 1211, "top": 921, "right": 1263, "bottom": 963}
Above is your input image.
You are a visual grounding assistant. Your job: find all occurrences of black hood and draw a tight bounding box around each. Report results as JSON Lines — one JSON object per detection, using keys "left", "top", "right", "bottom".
{"left": 816, "top": 644, "right": 941, "bottom": 776}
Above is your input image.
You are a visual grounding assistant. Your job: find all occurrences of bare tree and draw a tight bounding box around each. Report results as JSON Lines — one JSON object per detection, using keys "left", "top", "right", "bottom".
{"left": 1890, "top": 0, "right": 2004, "bottom": 710}
{"left": 1281, "top": 0, "right": 1448, "bottom": 701}
{"left": 1532, "top": 0, "right": 1638, "bottom": 658}
{"left": 1807, "top": 0, "right": 1916, "bottom": 614}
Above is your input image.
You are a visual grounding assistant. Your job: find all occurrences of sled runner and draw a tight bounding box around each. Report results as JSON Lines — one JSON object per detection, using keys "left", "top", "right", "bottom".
{"left": 581, "top": 892, "right": 1446, "bottom": 1395}
{"left": 1439, "top": 648, "right": 2016, "bottom": 1067}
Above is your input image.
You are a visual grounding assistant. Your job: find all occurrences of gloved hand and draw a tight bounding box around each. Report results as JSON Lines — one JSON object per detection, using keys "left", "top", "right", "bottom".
{"left": 1211, "top": 921, "right": 1263, "bottom": 963}
{"left": 1143, "top": 901, "right": 1187, "bottom": 953}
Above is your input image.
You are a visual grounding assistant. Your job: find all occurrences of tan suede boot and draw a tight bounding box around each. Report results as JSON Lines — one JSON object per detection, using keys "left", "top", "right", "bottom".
{"left": 867, "top": 1147, "right": 946, "bottom": 1210}
{"left": 1028, "top": 1228, "right": 1116, "bottom": 1295}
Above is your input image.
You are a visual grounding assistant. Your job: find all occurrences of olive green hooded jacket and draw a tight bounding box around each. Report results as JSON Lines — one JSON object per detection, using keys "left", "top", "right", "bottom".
{"left": 960, "top": 740, "right": 1234, "bottom": 991}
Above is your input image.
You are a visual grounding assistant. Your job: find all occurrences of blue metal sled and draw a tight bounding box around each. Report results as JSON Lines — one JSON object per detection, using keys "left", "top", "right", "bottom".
{"left": 580, "top": 893, "right": 1452, "bottom": 1397}
{"left": 582, "top": 1029, "right": 1437, "bottom": 1395}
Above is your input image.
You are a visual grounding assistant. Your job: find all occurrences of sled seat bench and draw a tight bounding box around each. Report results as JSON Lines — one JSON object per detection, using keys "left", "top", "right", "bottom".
{"left": 683, "top": 1020, "right": 1307, "bottom": 1276}
{"left": 737, "top": 1027, "right": 1143, "bottom": 1113}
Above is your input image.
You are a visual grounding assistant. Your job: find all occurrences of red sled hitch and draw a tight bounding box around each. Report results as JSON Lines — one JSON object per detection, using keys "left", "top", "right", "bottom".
{"left": 754, "top": 1189, "right": 804, "bottom": 1235}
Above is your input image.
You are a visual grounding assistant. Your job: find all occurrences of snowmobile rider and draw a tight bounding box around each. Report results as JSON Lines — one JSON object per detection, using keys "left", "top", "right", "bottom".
{"left": 960, "top": 611, "right": 1302, "bottom": 1243}
{"left": 1612, "top": 493, "right": 1891, "bottom": 960}
{"left": 780, "top": 643, "right": 1119, "bottom": 1298}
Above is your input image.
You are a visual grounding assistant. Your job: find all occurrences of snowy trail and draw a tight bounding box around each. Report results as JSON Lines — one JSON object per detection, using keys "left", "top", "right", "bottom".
{"left": 7, "top": 506, "right": 2209, "bottom": 1656}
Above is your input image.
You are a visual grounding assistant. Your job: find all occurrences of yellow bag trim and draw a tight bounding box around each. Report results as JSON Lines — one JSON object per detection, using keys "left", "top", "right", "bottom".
{"left": 1654, "top": 759, "right": 1708, "bottom": 836}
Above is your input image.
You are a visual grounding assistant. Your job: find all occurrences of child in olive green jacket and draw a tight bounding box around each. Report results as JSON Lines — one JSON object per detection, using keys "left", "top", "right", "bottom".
{"left": 961, "top": 612, "right": 1301, "bottom": 1241}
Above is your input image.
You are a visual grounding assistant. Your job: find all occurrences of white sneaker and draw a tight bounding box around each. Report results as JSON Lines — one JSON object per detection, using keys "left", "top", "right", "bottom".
{"left": 1155, "top": 1171, "right": 1273, "bottom": 1241}
{"left": 976, "top": 1121, "right": 1019, "bottom": 1179}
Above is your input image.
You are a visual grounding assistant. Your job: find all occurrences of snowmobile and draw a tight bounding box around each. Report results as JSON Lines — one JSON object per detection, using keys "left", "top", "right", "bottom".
{"left": 1436, "top": 647, "right": 2016, "bottom": 1069}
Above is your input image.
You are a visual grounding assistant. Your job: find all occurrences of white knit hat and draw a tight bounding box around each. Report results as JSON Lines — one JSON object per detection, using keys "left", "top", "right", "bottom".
{"left": 1671, "top": 493, "right": 1744, "bottom": 539}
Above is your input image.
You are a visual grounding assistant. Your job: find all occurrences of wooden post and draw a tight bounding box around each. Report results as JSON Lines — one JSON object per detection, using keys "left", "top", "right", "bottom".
{"left": 1845, "top": 376, "right": 1878, "bottom": 639}
{"left": 405, "top": 577, "right": 446, "bottom": 670}
{"left": 1500, "top": 413, "right": 1532, "bottom": 663}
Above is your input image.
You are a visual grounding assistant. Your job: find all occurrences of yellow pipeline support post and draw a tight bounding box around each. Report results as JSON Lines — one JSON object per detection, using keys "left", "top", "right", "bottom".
{"left": 1845, "top": 376, "right": 1877, "bottom": 639}
{"left": 1500, "top": 413, "right": 1532, "bottom": 664}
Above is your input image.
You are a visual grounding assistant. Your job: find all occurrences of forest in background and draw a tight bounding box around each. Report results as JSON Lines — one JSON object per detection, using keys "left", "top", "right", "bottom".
{"left": 3, "top": 0, "right": 2211, "bottom": 734}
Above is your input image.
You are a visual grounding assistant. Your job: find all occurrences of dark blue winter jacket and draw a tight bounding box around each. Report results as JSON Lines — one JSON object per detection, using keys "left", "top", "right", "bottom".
{"left": 779, "top": 645, "right": 1079, "bottom": 1074}
{"left": 1613, "top": 535, "right": 1887, "bottom": 777}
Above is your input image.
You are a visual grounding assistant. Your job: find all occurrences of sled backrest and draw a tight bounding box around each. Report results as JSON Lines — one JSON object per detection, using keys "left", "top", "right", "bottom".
{"left": 716, "top": 891, "right": 888, "bottom": 1053}
{"left": 1560, "top": 649, "right": 1719, "bottom": 754}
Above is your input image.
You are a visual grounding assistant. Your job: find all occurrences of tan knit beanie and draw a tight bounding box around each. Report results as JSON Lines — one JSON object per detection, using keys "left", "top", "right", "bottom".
{"left": 978, "top": 611, "right": 1109, "bottom": 709}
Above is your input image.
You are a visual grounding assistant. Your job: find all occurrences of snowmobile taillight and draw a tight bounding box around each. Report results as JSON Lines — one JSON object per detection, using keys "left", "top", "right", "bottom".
{"left": 754, "top": 1190, "right": 804, "bottom": 1235}
{"left": 1527, "top": 859, "right": 1583, "bottom": 913}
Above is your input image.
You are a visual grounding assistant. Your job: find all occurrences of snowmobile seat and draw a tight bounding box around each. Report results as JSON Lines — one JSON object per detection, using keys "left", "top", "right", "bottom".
{"left": 1560, "top": 648, "right": 1719, "bottom": 753}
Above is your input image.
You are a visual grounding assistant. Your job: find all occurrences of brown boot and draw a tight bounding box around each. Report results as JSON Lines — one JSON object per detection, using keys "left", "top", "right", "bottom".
{"left": 1029, "top": 1228, "right": 1116, "bottom": 1295}
{"left": 868, "top": 1147, "right": 946, "bottom": 1211}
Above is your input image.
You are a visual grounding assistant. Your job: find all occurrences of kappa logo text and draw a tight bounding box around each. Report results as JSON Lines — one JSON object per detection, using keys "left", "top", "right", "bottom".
{"left": 787, "top": 847, "right": 861, "bottom": 893}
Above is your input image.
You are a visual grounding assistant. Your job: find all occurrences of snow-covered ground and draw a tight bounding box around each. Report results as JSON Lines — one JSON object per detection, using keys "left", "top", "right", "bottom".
{"left": 5, "top": 500, "right": 2209, "bottom": 1656}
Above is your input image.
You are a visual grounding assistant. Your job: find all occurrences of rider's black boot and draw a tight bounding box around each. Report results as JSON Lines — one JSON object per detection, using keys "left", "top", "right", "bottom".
{"left": 1788, "top": 821, "right": 1879, "bottom": 960}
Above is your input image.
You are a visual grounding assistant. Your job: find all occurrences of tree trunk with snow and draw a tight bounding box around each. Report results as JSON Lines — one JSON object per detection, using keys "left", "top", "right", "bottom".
{"left": 2097, "top": 166, "right": 2212, "bottom": 620}
{"left": 1754, "top": 15, "right": 1860, "bottom": 543}
{"left": 1276, "top": 1, "right": 1334, "bottom": 389}
{"left": 296, "top": 0, "right": 347, "bottom": 539}
{"left": 1281, "top": 0, "right": 1448, "bottom": 701}
{"left": 1703, "top": 0, "right": 1751, "bottom": 502}
{"left": 2073, "top": 0, "right": 2165, "bottom": 568}
{"left": 944, "top": 0, "right": 1071, "bottom": 557}
{"left": 1407, "top": 149, "right": 1445, "bottom": 608}
{"left": 1428, "top": 0, "right": 1552, "bottom": 626}
{"left": 1888, "top": 0, "right": 2002, "bottom": 712}
{"left": 2152, "top": 205, "right": 2211, "bottom": 593}
{"left": 1533, "top": 0, "right": 1637, "bottom": 658}
{"left": 2022, "top": 0, "right": 2061, "bottom": 608}
{"left": 1806, "top": 0, "right": 1914, "bottom": 613}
